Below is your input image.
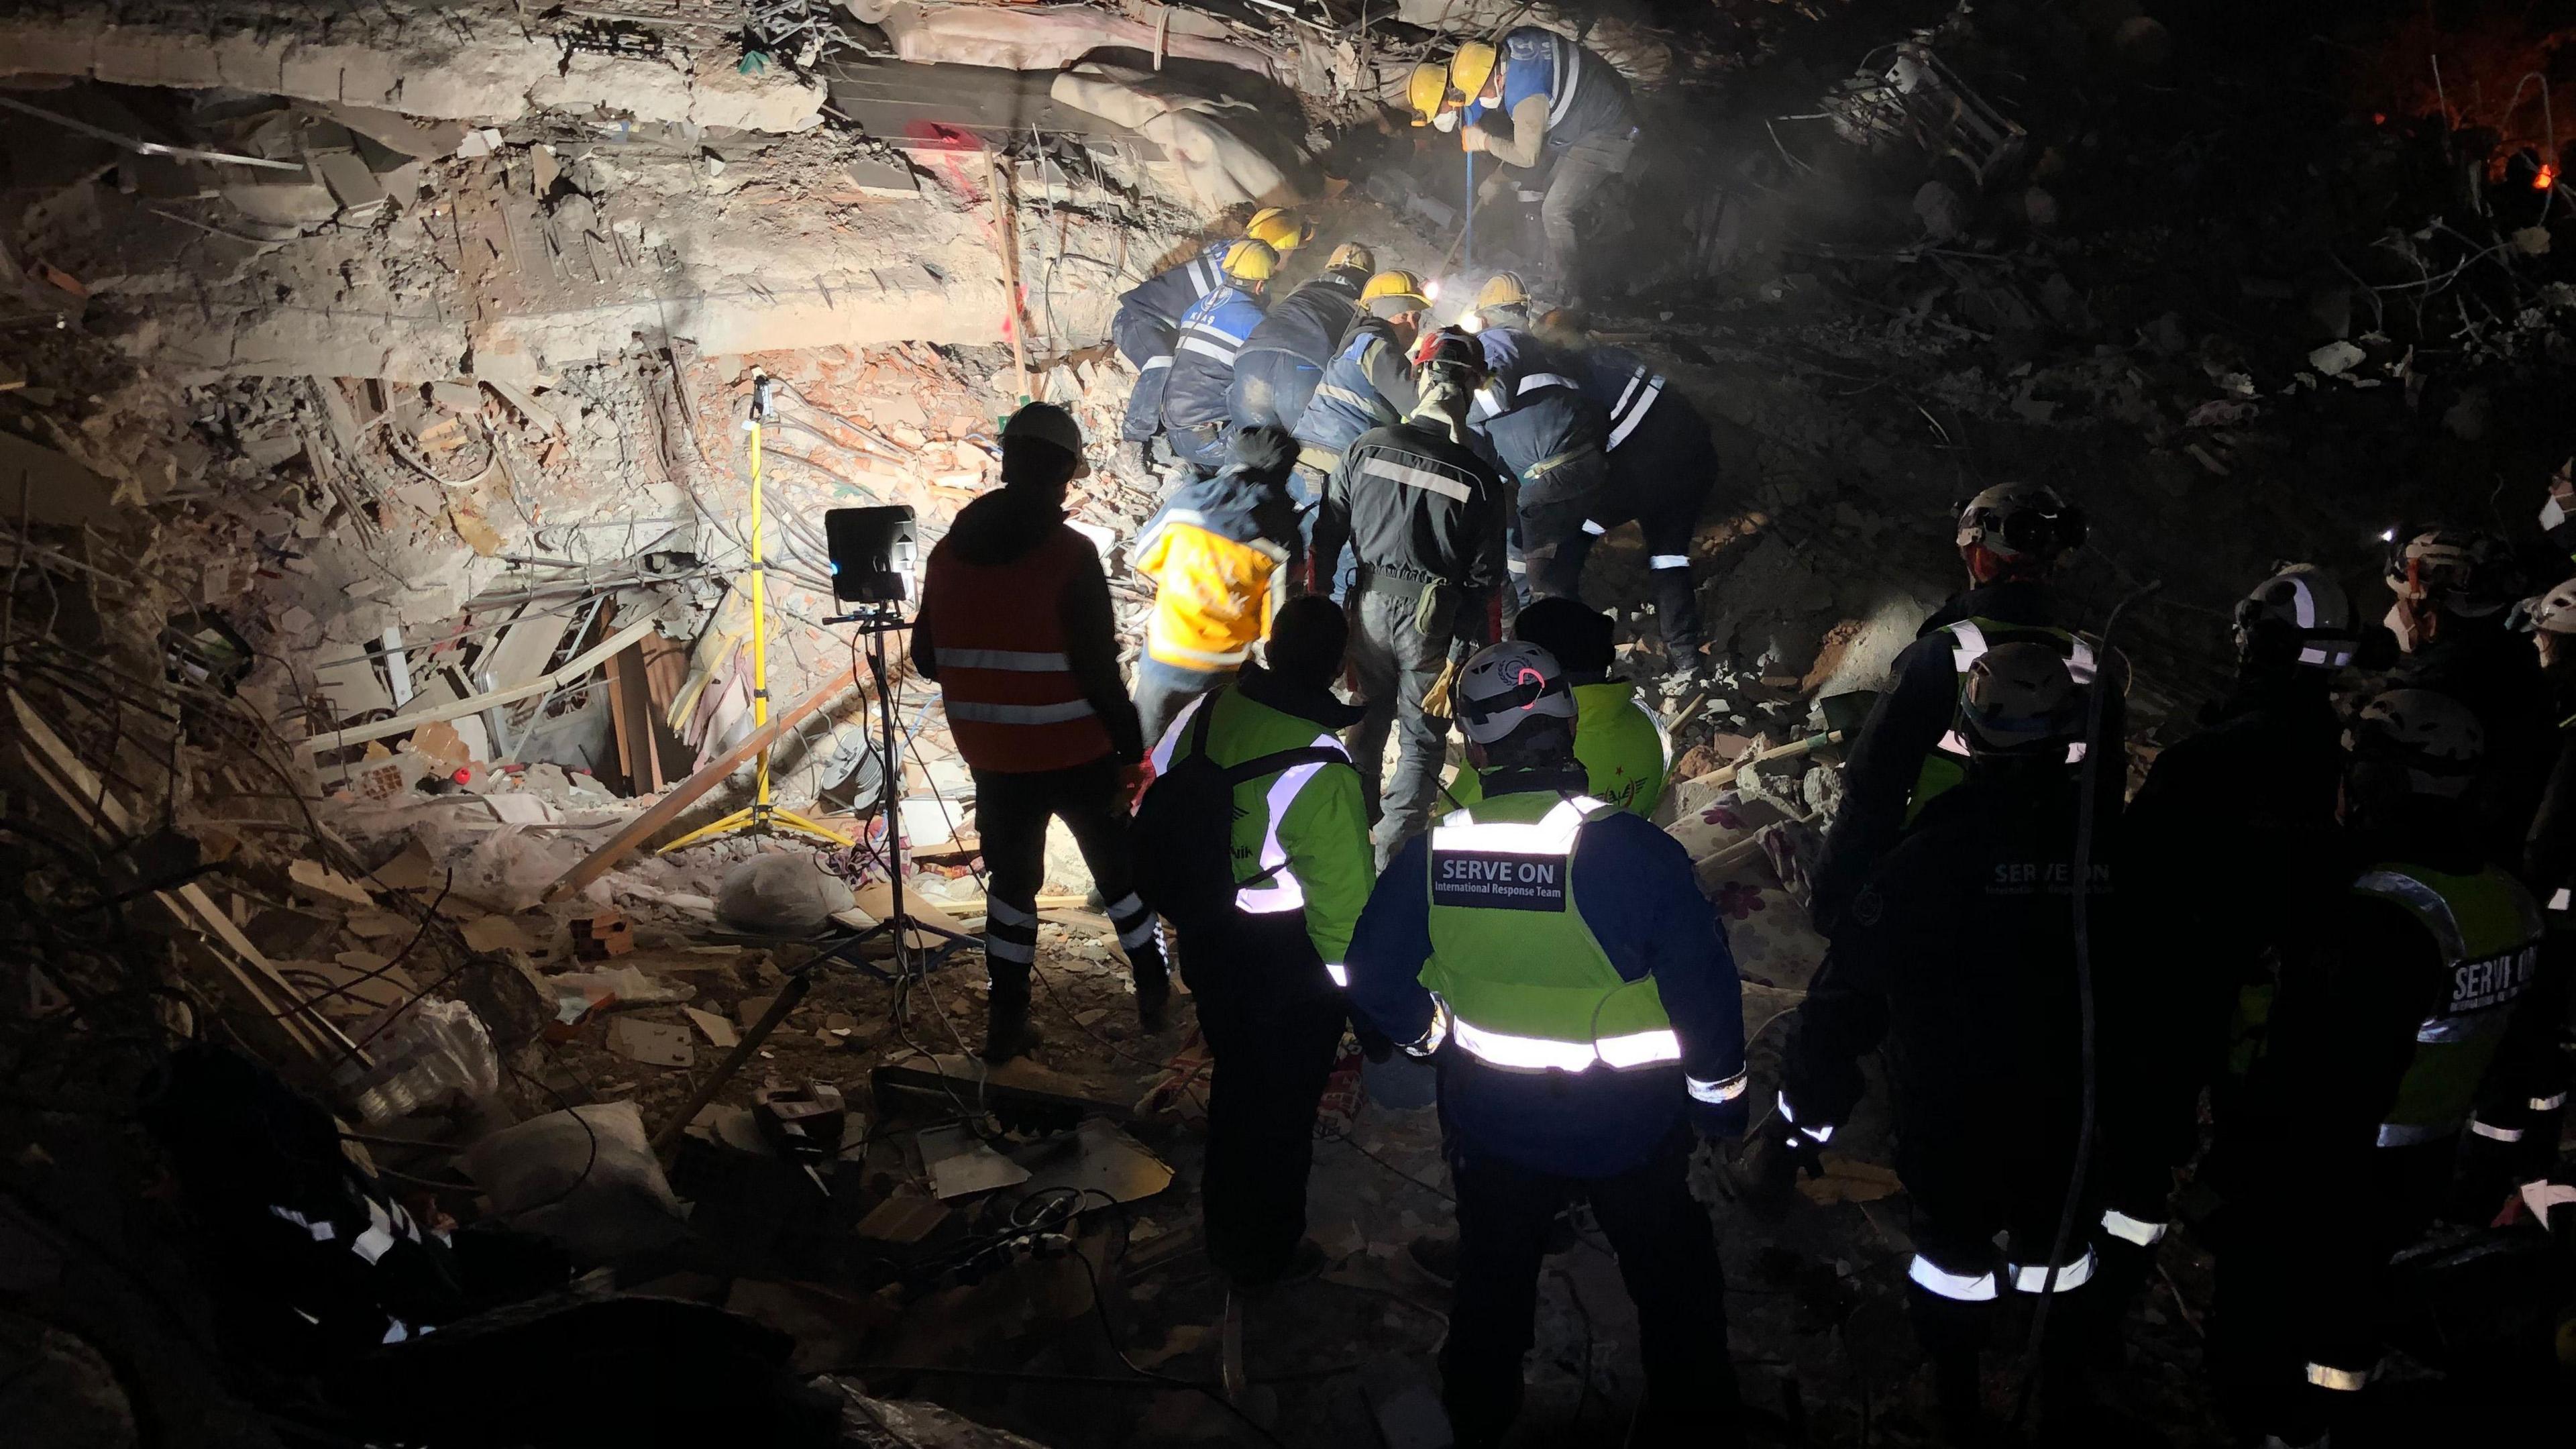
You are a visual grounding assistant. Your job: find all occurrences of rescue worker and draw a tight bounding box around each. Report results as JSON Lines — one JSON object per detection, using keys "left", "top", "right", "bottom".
{"left": 1230, "top": 242, "right": 1374, "bottom": 433}
{"left": 2463, "top": 576, "right": 2576, "bottom": 1210}
{"left": 1468, "top": 279, "right": 1611, "bottom": 604}
{"left": 1771, "top": 642, "right": 2142, "bottom": 1442}
{"left": 1447, "top": 596, "right": 1667, "bottom": 817}
{"left": 1128, "top": 425, "right": 1303, "bottom": 747}
{"left": 1344, "top": 641, "right": 1750, "bottom": 1448}
{"left": 2105, "top": 566, "right": 2362, "bottom": 1358}
{"left": 1535, "top": 309, "right": 1723, "bottom": 690}
{"left": 1160, "top": 239, "right": 1278, "bottom": 477}
{"left": 2205, "top": 689, "right": 2543, "bottom": 1447}
{"left": 1110, "top": 208, "right": 1311, "bottom": 472}
{"left": 1809, "top": 482, "right": 2103, "bottom": 934}
{"left": 1146, "top": 597, "right": 1372, "bottom": 1287}
{"left": 1408, "top": 29, "right": 1639, "bottom": 302}
{"left": 2382, "top": 526, "right": 2549, "bottom": 877}
{"left": 1310, "top": 328, "right": 1510, "bottom": 868}
{"left": 911, "top": 404, "right": 1170, "bottom": 1060}
{"left": 1291, "top": 269, "right": 1431, "bottom": 590}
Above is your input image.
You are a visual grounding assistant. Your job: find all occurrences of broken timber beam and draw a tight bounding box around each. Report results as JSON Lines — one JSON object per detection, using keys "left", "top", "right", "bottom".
{"left": 541, "top": 663, "right": 862, "bottom": 902}
{"left": 298, "top": 616, "right": 657, "bottom": 757}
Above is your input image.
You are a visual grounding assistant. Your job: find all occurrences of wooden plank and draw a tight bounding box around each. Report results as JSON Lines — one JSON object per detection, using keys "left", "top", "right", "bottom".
{"left": 301, "top": 615, "right": 655, "bottom": 757}
{"left": 540, "top": 664, "right": 862, "bottom": 902}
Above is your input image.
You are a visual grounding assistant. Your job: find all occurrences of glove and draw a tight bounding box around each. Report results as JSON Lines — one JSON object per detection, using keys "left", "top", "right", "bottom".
{"left": 1118, "top": 762, "right": 1152, "bottom": 811}
{"left": 1420, "top": 658, "right": 1463, "bottom": 720}
{"left": 1688, "top": 1094, "right": 1750, "bottom": 1142}
{"left": 1460, "top": 124, "right": 1489, "bottom": 155}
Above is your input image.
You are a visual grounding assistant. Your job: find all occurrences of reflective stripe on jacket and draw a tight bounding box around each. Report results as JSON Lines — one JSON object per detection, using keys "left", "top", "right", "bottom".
{"left": 918, "top": 529, "right": 1113, "bottom": 771}
{"left": 1163, "top": 284, "right": 1269, "bottom": 433}
{"left": 1905, "top": 616, "right": 2099, "bottom": 822}
{"left": 1116, "top": 244, "right": 1228, "bottom": 331}
{"left": 2359, "top": 863, "right": 2545, "bottom": 1148}
{"left": 1471, "top": 25, "right": 1635, "bottom": 152}
{"left": 1450, "top": 680, "right": 1669, "bottom": 817}
{"left": 1420, "top": 793, "right": 1699, "bottom": 1073}
{"left": 1295, "top": 317, "right": 1414, "bottom": 460}
{"left": 1150, "top": 688, "right": 1373, "bottom": 969}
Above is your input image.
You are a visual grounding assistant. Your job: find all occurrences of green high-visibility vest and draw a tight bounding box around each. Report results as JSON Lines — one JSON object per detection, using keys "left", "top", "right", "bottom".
{"left": 1419, "top": 791, "right": 1680, "bottom": 1071}
{"left": 1904, "top": 616, "right": 2100, "bottom": 824}
{"left": 2358, "top": 862, "right": 2545, "bottom": 1148}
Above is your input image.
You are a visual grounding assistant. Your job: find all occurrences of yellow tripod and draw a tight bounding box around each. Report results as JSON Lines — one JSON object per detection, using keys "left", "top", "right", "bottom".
{"left": 660, "top": 372, "right": 850, "bottom": 853}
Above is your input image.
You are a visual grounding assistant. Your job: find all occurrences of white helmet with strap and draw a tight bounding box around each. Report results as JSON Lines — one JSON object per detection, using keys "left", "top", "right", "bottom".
{"left": 1456, "top": 640, "right": 1577, "bottom": 745}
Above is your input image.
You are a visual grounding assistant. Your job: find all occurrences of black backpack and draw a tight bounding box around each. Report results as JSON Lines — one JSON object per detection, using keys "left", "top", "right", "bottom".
{"left": 1132, "top": 695, "right": 1346, "bottom": 934}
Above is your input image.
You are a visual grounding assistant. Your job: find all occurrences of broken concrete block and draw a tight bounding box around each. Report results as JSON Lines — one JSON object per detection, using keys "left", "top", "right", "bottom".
{"left": 845, "top": 155, "right": 918, "bottom": 198}
{"left": 2308, "top": 341, "right": 2366, "bottom": 377}
{"left": 309, "top": 151, "right": 387, "bottom": 214}
{"left": 1912, "top": 180, "right": 1968, "bottom": 241}
{"left": 427, "top": 380, "right": 482, "bottom": 414}
{"left": 222, "top": 178, "right": 339, "bottom": 227}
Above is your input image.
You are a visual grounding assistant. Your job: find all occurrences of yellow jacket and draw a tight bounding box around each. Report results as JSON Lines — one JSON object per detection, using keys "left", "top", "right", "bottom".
{"left": 1134, "top": 502, "right": 1293, "bottom": 671}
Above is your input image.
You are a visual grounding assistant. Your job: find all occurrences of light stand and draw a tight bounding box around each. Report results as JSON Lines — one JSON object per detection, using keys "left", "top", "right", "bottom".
{"left": 661, "top": 370, "right": 851, "bottom": 854}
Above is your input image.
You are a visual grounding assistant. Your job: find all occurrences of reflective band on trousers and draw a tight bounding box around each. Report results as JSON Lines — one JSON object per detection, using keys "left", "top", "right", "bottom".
{"left": 1909, "top": 1255, "right": 1999, "bottom": 1301}
{"left": 1687, "top": 1069, "right": 1749, "bottom": 1104}
{"left": 2534, "top": 1092, "right": 2569, "bottom": 1111}
{"left": 2553, "top": 887, "right": 2571, "bottom": 912}
{"left": 1449, "top": 1012, "right": 1682, "bottom": 1071}
{"left": 985, "top": 935, "right": 1034, "bottom": 964}
{"left": 1580, "top": 518, "right": 1608, "bottom": 535}
{"left": 2009, "top": 1248, "right": 2096, "bottom": 1292}
{"left": 1776, "top": 1091, "right": 1833, "bottom": 1143}
{"left": 2471, "top": 1118, "right": 2526, "bottom": 1142}
{"left": 938, "top": 647, "right": 1071, "bottom": 672}
{"left": 2099, "top": 1208, "right": 2168, "bottom": 1246}
{"left": 948, "top": 698, "right": 1097, "bottom": 725}
{"left": 1649, "top": 555, "right": 1690, "bottom": 570}
{"left": 2304, "top": 1362, "right": 2371, "bottom": 1392}
{"left": 1324, "top": 961, "right": 1349, "bottom": 987}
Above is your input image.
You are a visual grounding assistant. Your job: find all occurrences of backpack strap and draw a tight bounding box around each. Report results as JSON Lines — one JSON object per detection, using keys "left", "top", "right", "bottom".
{"left": 1222, "top": 743, "right": 1349, "bottom": 786}
{"left": 1183, "top": 691, "right": 1220, "bottom": 763}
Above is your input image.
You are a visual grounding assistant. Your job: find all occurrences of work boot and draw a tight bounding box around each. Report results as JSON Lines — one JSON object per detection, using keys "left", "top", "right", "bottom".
{"left": 980, "top": 985, "right": 1041, "bottom": 1063}
{"left": 1232, "top": 1237, "right": 1328, "bottom": 1293}
{"left": 1134, "top": 964, "right": 1171, "bottom": 1032}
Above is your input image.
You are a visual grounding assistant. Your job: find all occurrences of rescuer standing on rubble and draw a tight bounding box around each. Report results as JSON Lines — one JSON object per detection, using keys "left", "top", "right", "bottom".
{"left": 2107, "top": 565, "right": 2363, "bottom": 1335}
{"left": 1445, "top": 596, "right": 1667, "bottom": 817}
{"left": 1344, "top": 641, "right": 1750, "bottom": 1449}
{"left": 2382, "top": 527, "right": 2550, "bottom": 877}
{"left": 1768, "top": 642, "right": 2144, "bottom": 1442}
{"left": 1408, "top": 28, "right": 1638, "bottom": 304}
{"left": 1809, "top": 482, "right": 2107, "bottom": 933}
{"left": 1141, "top": 597, "right": 1372, "bottom": 1287}
{"left": 1465, "top": 274, "right": 1611, "bottom": 605}
{"left": 1128, "top": 425, "right": 1303, "bottom": 747}
{"left": 1291, "top": 269, "right": 1432, "bottom": 591}
{"left": 1534, "top": 308, "right": 1725, "bottom": 693}
{"left": 1110, "top": 208, "right": 1311, "bottom": 474}
{"left": 1230, "top": 242, "right": 1374, "bottom": 433}
{"left": 2203, "top": 689, "right": 2542, "bottom": 1447}
{"left": 1310, "top": 328, "right": 1509, "bottom": 868}
{"left": 1160, "top": 240, "right": 1279, "bottom": 478}
{"left": 911, "top": 404, "right": 1171, "bottom": 1061}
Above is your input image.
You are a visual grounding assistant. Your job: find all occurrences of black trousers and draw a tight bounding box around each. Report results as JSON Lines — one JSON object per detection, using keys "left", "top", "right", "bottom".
{"left": 1112, "top": 305, "right": 1174, "bottom": 444}
{"left": 1344, "top": 584, "right": 1455, "bottom": 869}
{"left": 1185, "top": 913, "right": 1347, "bottom": 1283}
{"left": 1442, "top": 1126, "right": 1737, "bottom": 1448}
{"left": 971, "top": 757, "right": 1166, "bottom": 999}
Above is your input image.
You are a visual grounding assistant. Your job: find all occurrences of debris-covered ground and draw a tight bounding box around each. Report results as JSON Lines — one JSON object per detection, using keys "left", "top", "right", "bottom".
{"left": 7, "top": 0, "right": 2575, "bottom": 1444}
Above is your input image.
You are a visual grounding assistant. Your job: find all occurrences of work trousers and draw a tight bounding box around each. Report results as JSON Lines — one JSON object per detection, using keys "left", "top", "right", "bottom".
{"left": 1232, "top": 350, "right": 1324, "bottom": 432}
{"left": 971, "top": 756, "right": 1167, "bottom": 1004}
{"left": 1441, "top": 1126, "right": 1739, "bottom": 1449}
{"left": 1134, "top": 656, "right": 1234, "bottom": 757}
{"left": 2457, "top": 920, "right": 2573, "bottom": 1214}
{"left": 1112, "top": 306, "right": 1175, "bottom": 445}
{"left": 1169, "top": 422, "right": 1230, "bottom": 478}
{"left": 1540, "top": 132, "right": 1634, "bottom": 302}
{"left": 1185, "top": 912, "right": 1348, "bottom": 1285}
{"left": 2210, "top": 1139, "right": 2449, "bottom": 1445}
{"left": 1345, "top": 584, "right": 1455, "bottom": 870}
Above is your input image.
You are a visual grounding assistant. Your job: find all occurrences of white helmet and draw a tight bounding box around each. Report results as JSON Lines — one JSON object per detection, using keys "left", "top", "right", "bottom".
{"left": 1958, "top": 641, "right": 2084, "bottom": 753}
{"left": 2514, "top": 576, "right": 2576, "bottom": 636}
{"left": 1456, "top": 640, "right": 1577, "bottom": 745}
{"left": 2343, "top": 688, "right": 2484, "bottom": 800}
{"left": 2235, "top": 564, "right": 2360, "bottom": 668}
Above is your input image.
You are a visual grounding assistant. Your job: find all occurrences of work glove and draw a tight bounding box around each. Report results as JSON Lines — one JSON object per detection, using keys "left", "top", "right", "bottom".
{"left": 1419, "top": 658, "right": 1464, "bottom": 720}
{"left": 1688, "top": 1094, "right": 1750, "bottom": 1143}
{"left": 1118, "top": 761, "right": 1152, "bottom": 812}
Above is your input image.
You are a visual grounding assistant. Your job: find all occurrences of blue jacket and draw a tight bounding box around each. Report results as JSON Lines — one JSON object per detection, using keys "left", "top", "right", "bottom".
{"left": 1464, "top": 26, "right": 1636, "bottom": 153}
{"left": 1117, "top": 243, "right": 1229, "bottom": 333}
{"left": 1345, "top": 768, "right": 1748, "bottom": 1177}
{"left": 1566, "top": 344, "right": 1711, "bottom": 460}
{"left": 1163, "top": 283, "right": 1269, "bottom": 434}
{"left": 1295, "top": 316, "right": 1417, "bottom": 461}
{"left": 1472, "top": 327, "right": 1608, "bottom": 507}
{"left": 1240, "top": 268, "right": 1367, "bottom": 369}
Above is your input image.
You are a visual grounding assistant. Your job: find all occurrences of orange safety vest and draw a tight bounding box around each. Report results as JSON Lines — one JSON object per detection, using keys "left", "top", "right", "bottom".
{"left": 919, "top": 527, "right": 1115, "bottom": 773}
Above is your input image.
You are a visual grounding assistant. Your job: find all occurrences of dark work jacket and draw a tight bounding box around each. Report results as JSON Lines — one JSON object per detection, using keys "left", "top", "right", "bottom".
{"left": 1116, "top": 244, "right": 1228, "bottom": 332}
{"left": 2526, "top": 658, "right": 2576, "bottom": 898}
{"left": 1238, "top": 268, "right": 1366, "bottom": 370}
{"left": 1565, "top": 343, "right": 1717, "bottom": 527}
{"left": 912, "top": 486, "right": 1143, "bottom": 765}
{"left": 2117, "top": 674, "right": 2346, "bottom": 1194}
{"left": 1782, "top": 769, "right": 2147, "bottom": 1195}
{"left": 1471, "top": 328, "right": 1609, "bottom": 508}
{"left": 1295, "top": 316, "right": 1419, "bottom": 461}
{"left": 1315, "top": 416, "right": 1509, "bottom": 623}
{"left": 2396, "top": 621, "right": 2552, "bottom": 887}
{"left": 1811, "top": 578, "right": 2117, "bottom": 932}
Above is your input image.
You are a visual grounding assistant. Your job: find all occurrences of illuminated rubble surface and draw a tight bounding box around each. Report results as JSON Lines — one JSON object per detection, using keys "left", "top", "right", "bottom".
{"left": 3, "top": 0, "right": 2571, "bottom": 1443}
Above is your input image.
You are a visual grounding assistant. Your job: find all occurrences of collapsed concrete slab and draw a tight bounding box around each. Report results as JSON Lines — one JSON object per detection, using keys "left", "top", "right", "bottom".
{"left": 0, "top": 1, "right": 825, "bottom": 133}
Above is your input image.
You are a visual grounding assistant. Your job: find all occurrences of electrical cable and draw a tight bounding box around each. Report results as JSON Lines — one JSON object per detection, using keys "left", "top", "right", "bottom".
{"left": 2010, "top": 579, "right": 2161, "bottom": 1428}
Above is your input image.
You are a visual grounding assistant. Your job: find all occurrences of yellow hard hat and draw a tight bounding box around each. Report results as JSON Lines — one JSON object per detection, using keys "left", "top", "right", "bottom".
{"left": 1361, "top": 268, "right": 1432, "bottom": 315}
{"left": 1406, "top": 62, "right": 1449, "bottom": 125}
{"left": 1449, "top": 40, "right": 1501, "bottom": 102}
{"left": 1475, "top": 270, "right": 1530, "bottom": 313}
{"left": 1244, "top": 207, "right": 1313, "bottom": 254}
{"left": 1327, "top": 241, "right": 1376, "bottom": 273}
{"left": 1222, "top": 238, "right": 1279, "bottom": 283}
